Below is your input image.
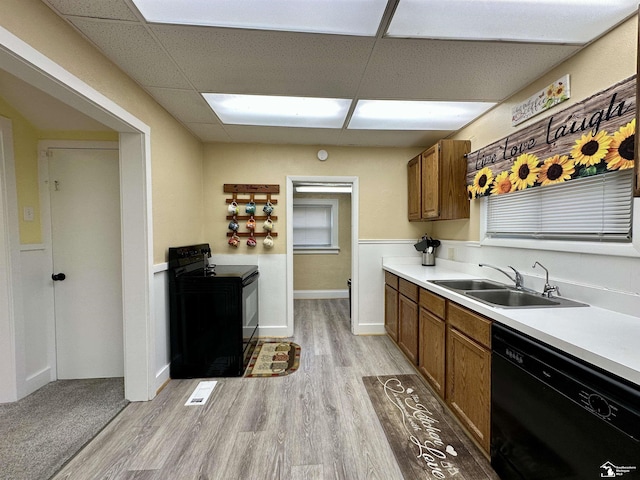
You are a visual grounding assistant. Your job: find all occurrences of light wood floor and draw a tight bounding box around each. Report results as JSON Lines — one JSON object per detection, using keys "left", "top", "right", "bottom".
{"left": 53, "top": 299, "right": 492, "bottom": 480}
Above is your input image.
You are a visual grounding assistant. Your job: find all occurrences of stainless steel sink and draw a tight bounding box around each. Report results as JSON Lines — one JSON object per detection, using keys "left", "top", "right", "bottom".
{"left": 431, "top": 279, "right": 508, "bottom": 291}
{"left": 429, "top": 278, "right": 588, "bottom": 309}
{"left": 466, "top": 289, "right": 586, "bottom": 308}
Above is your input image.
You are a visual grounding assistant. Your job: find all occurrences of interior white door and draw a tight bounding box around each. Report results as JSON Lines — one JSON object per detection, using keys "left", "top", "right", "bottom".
{"left": 49, "top": 147, "right": 123, "bottom": 379}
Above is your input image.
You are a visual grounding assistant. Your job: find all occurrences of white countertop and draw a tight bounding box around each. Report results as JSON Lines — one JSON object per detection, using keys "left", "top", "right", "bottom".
{"left": 383, "top": 262, "right": 640, "bottom": 387}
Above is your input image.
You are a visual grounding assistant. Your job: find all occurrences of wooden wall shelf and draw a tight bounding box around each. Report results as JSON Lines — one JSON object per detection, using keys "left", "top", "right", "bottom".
{"left": 223, "top": 183, "right": 279, "bottom": 247}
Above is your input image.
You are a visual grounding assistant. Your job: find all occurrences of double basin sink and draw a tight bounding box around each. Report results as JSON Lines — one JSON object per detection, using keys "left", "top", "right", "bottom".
{"left": 430, "top": 279, "right": 588, "bottom": 309}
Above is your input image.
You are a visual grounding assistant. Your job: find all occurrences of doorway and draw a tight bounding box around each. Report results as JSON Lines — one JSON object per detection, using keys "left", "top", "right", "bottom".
{"left": 43, "top": 144, "right": 123, "bottom": 379}
{"left": 286, "top": 176, "right": 359, "bottom": 336}
{"left": 0, "top": 30, "right": 153, "bottom": 401}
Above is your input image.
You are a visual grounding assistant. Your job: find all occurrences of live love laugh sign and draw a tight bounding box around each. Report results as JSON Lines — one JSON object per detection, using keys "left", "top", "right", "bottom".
{"left": 466, "top": 75, "right": 636, "bottom": 199}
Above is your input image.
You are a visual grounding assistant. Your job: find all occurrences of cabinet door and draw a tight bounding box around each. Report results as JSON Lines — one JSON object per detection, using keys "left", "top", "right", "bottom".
{"left": 418, "top": 308, "right": 446, "bottom": 397}
{"left": 421, "top": 145, "right": 440, "bottom": 219}
{"left": 407, "top": 154, "right": 421, "bottom": 221}
{"left": 398, "top": 294, "right": 419, "bottom": 364}
{"left": 384, "top": 284, "right": 399, "bottom": 342}
{"left": 446, "top": 327, "right": 491, "bottom": 453}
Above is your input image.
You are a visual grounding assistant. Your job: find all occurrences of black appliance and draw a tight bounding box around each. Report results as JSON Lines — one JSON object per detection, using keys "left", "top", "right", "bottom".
{"left": 168, "top": 244, "right": 259, "bottom": 378}
{"left": 491, "top": 322, "right": 640, "bottom": 479}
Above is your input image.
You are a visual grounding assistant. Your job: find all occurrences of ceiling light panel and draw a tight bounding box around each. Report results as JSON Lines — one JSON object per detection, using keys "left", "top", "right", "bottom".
{"left": 296, "top": 186, "right": 352, "bottom": 193}
{"left": 386, "top": 0, "right": 639, "bottom": 44}
{"left": 203, "top": 94, "right": 352, "bottom": 128}
{"left": 348, "top": 100, "right": 496, "bottom": 130}
{"left": 131, "top": 0, "right": 388, "bottom": 36}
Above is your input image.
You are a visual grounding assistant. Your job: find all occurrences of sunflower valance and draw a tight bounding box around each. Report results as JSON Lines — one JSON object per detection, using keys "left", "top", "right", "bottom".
{"left": 466, "top": 75, "right": 636, "bottom": 199}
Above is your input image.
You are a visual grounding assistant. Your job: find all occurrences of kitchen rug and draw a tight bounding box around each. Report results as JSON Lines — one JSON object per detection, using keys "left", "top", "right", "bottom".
{"left": 363, "top": 375, "right": 498, "bottom": 480}
{"left": 244, "top": 341, "right": 301, "bottom": 377}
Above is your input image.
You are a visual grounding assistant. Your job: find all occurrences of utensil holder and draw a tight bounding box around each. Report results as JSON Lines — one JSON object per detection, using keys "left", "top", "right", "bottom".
{"left": 422, "top": 252, "right": 435, "bottom": 266}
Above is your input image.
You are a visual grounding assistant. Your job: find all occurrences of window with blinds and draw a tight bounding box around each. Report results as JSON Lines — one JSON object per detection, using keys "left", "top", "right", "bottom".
{"left": 292, "top": 198, "right": 339, "bottom": 251}
{"left": 486, "top": 168, "right": 633, "bottom": 242}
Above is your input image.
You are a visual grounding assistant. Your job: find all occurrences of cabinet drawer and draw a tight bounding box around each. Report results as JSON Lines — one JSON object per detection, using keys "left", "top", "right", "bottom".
{"left": 398, "top": 278, "right": 419, "bottom": 302}
{"left": 447, "top": 302, "right": 492, "bottom": 348}
{"left": 420, "top": 289, "right": 445, "bottom": 319}
{"left": 384, "top": 271, "right": 399, "bottom": 290}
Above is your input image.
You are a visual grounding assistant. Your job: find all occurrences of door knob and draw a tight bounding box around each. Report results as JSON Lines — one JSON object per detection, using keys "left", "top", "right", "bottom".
{"left": 52, "top": 273, "right": 66, "bottom": 281}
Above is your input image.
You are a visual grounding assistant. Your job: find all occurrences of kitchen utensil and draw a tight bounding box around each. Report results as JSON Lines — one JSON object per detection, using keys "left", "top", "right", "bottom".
{"left": 414, "top": 238, "right": 428, "bottom": 252}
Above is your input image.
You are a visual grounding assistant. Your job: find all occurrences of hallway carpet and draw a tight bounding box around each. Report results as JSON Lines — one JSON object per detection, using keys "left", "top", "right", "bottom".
{"left": 0, "top": 378, "right": 128, "bottom": 480}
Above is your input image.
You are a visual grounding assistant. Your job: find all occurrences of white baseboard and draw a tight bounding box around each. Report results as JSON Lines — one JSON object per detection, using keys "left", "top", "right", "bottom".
{"left": 24, "top": 367, "right": 52, "bottom": 396}
{"left": 155, "top": 364, "right": 170, "bottom": 392}
{"left": 353, "top": 323, "right": 386, "bottom": 335}
{"left": 257, "top": 325, "right": 293, "bottom": 338}
{"left": 294, "top": 289, "right": 349, "bottom": 299}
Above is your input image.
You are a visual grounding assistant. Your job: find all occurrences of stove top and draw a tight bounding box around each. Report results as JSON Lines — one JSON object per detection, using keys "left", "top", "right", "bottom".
{"left": 197, "top": 264, "right": 258, "bottom": 279}
{"left": 168, "top": 244, "right": 258, "bottom": 280}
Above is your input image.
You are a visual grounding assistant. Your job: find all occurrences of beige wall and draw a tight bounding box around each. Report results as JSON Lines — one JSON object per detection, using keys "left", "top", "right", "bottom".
{"left": 293, "top": 193, "right": 351, "bottom": 291}
{"left": 0, "top": 0, "right": 205, "bottom": 263}
{"left": 202, "top": 143, "right": 429, "bottom": 254}
{"left": 443, "top": 17, "right": 638, "bottom": 242}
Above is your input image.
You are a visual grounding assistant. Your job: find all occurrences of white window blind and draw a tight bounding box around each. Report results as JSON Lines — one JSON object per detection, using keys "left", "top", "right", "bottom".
{"left": 486, "top": 168, "right": 633, "bottom": 242}
{"left": 293, "top": 204, "right": 332, "bottom": 246}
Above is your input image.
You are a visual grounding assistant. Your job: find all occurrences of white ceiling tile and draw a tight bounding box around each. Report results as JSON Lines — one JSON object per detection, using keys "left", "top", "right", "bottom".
{"left": 33, "top": 2, "right": 613, "bottom": 147}
{"left": 145, "top": 87, "right": 221, "bottom": 123}
{"left": 222, "top": 125, "right": 343, "bottom": 146}
{"left": 360, "top": 39, "right": 580, "bottom": 101}
{"left": 184, "top": 123, "right": 233, "bottom": 143}
{"left": 150, "top": 25, "right": 375, "bottom": 97}
{"left": 337, "top": 129, "right": 447, "bottom": 148}
{"left": 69, "top": 17, "right": 191, "bottom": 89}
{"left": 43, "top": 0, "right": 139, "bottom": 21}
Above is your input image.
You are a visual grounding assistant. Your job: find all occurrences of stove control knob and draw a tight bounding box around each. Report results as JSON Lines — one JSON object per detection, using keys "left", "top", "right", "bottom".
{"left": 588, "top": 394, "right": 611, "bottom": 418}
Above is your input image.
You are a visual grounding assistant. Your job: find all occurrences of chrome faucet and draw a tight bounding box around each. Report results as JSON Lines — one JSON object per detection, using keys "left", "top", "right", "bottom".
{"left": 532, "top": 261, "right": 560, "bottom": 297}
{"left": 479, "top": 263, "right": 525, "bottom": 290}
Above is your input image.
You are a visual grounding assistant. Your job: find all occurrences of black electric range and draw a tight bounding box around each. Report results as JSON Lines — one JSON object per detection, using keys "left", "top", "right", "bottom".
{"left": 168, "top": 244, "right": 259, "bottom": 378}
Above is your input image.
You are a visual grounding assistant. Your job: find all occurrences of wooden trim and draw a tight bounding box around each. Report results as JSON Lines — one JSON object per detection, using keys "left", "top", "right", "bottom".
{"left": 226, "top": 231, "right": 278, "bottom": 237}
{"left": 224, "top": 184, "right": 280, "bottom": 194}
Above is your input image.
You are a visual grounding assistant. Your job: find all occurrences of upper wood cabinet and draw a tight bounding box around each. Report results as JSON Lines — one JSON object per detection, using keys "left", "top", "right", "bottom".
{"left": 408, "top": 139, "right": 471, "bottom": 221}
{"left": 407, "top": 154, "right": 421, "bottom": 221}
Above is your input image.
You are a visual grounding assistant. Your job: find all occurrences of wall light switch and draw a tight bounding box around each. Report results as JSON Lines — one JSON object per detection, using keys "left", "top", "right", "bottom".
{"left": 23, "top": 206, "right": 35, "bottom": 222}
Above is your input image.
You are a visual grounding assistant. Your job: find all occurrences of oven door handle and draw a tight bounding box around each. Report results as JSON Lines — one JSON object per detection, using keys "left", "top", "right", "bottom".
{"left": 242, "top": 271, "right": 259, "bottom": 287}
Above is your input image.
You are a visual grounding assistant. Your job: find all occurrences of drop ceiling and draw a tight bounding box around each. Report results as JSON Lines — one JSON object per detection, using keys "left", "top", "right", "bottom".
{"left": 34, "top": 0, "right": 636, "bottom": 148}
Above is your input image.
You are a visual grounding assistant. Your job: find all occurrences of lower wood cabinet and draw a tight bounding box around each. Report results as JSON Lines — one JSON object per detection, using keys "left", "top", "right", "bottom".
{"left": 382, "top": 271, "right": 492, "bottom": 455}
{"left": 398, "top": 279, "right": 419, "bottom": 365}
{"left": 418, "top": 288, "right": 446, "bottom": 397}
{"left": 418, "top": 308, "right": 446, "bottom": 397}
{"left": 384, "top": 283, "right": 399, "bottom": 342}
{"left": 446, "top": 303, "right": 492, "bottom": 454}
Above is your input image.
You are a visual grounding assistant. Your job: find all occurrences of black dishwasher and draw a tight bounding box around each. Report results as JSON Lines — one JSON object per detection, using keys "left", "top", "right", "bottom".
{"left": 168, "top": 244, "right": 259, "bottom": 378}
{"left": 491, "top": 323, "right": 640, "bottom": 479}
